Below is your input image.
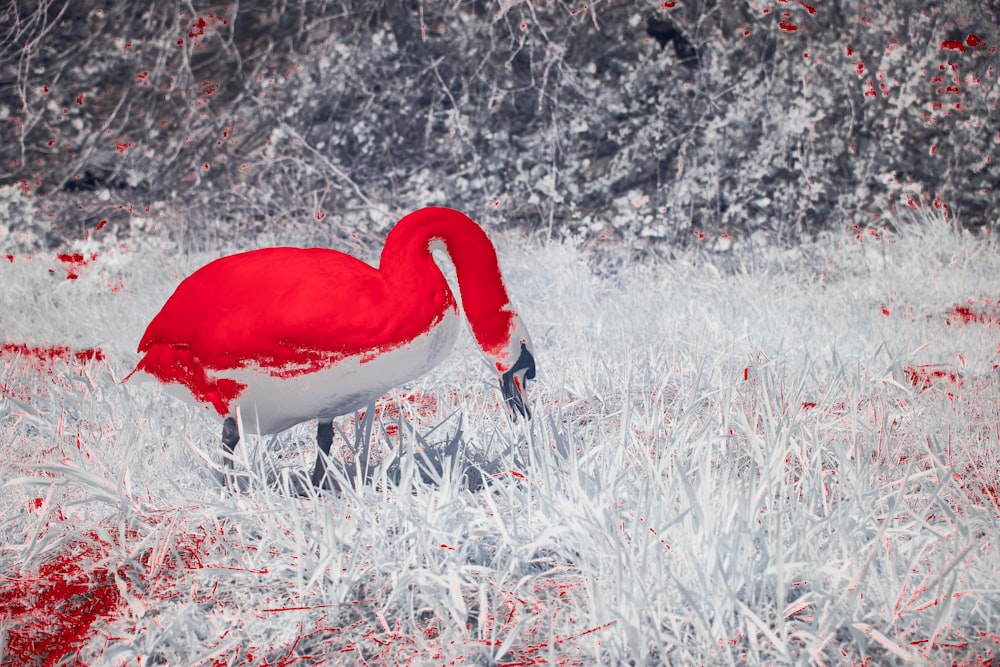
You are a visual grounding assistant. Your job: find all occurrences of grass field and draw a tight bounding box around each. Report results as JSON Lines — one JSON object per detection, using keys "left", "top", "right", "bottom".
{"left": 1, "top": 213, "right": 998, "bottom": 666}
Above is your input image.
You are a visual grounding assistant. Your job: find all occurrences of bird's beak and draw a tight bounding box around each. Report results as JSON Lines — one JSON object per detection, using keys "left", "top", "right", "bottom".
{"left": 500, "top": 342, "right": 536, "bottom": 419}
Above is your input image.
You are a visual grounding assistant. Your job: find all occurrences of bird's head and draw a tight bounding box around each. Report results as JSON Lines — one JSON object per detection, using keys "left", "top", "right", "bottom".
{"left": 497, "top": 317, "right": 536, "bottom": 420}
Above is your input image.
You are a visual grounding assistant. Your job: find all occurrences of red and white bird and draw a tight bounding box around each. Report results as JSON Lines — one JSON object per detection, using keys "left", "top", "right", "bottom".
{"left": 128, "top": 207, "right": 536, "bottom": 487}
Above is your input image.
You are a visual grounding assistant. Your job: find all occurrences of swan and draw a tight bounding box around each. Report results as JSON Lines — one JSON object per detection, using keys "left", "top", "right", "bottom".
{"left": 128, "top": 207, "right": 536, "bottom": 487}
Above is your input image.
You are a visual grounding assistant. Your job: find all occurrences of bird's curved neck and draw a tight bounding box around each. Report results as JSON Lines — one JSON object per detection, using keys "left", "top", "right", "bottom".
{"left": 379, "top": 207, "right": 519, "bottom": 363}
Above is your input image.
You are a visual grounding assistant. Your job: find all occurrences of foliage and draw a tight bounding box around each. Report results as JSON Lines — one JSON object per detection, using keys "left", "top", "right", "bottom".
{"left": 0, "top": 0, "right": 997, "bottom": 248}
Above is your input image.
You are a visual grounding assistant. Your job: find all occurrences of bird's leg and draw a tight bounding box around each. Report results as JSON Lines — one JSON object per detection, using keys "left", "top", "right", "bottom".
{"left": 222, "top": 416, "right": 240, "bottom": 487}
{"left": 312, "top": 419, "right": 334, "bottom": 489}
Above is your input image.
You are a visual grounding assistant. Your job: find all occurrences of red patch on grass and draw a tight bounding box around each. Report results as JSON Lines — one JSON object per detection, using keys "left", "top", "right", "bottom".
{"left": 0, "top": 343, "right": 106, "bottom": 402}
{"left": 903, "top": 364, "right": 962, "bottom": 392}
{"left": 356, "top": 390, "right": 443, "bottom": 436}
{"left": 946, "top": 298, "right": 1000, "bottom": 327}
{"left": 0, "top": 343, "right": 105, "bottom": 367}
{"left": 0, "top": 511, "right": 264, "bottom": 666}
{"left": 954, "top": 464, "right": 1000, "bottom": 514}
{"left": 56, "top": 251, "right": 98, "bottom": 280}
{"left": 0, "top": 535, "right": 122, "bottom": 666}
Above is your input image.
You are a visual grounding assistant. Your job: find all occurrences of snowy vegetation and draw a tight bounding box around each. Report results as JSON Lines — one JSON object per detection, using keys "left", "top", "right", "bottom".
{"left": 2, "top": 1, "right": 998, "bottom": 665}
{"left": 1, "top": 1, "right": 997, "bottom": 246}
{"left": 2, "top": 210, "right": 999, "bottom": 665}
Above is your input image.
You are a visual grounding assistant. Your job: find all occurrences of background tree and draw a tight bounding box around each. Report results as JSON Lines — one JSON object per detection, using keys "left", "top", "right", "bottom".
{"left": 1, "top": 0, "right": 996, "bottom": 252}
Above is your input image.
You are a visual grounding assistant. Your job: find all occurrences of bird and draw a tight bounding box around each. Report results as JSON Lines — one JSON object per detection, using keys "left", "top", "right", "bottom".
{"left": 127, "top": 207, "right": 536, "bottom": 488}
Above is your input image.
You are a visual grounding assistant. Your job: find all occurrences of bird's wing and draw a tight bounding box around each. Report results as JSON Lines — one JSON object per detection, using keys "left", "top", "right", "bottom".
{"left": 137, "top": 248, "right": 391, "bottom": 372}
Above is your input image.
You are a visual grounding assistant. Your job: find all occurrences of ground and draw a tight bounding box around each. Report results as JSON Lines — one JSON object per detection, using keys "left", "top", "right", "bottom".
{"left": 1, "top": 211, "right": 998, "bottom": 666}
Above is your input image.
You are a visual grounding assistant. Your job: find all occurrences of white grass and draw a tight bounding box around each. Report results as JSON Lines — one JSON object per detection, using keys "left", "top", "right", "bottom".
{"left": 1, "top": 214, "right": 999, "bottom": 666}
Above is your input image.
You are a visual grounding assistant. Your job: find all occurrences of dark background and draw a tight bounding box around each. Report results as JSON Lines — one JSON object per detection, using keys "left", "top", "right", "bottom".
{"left": 1, "top": 0, "right": 997, "bottom": 252}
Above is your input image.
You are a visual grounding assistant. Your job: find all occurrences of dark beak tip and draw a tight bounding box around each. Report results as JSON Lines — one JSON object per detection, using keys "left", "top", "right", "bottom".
{"left": 500, "top": 374, "right": 531, "bottom": 421}
{"left": 500, "top": 343, "right": 536, "bottom": 420}
{"left": 516, "top": 343, "right": 537, "bottom": 379}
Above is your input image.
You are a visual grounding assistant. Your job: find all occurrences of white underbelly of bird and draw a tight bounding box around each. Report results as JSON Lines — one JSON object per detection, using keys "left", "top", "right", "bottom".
{"left": 205, "top": 307, "right": 460, "bottom": 435}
